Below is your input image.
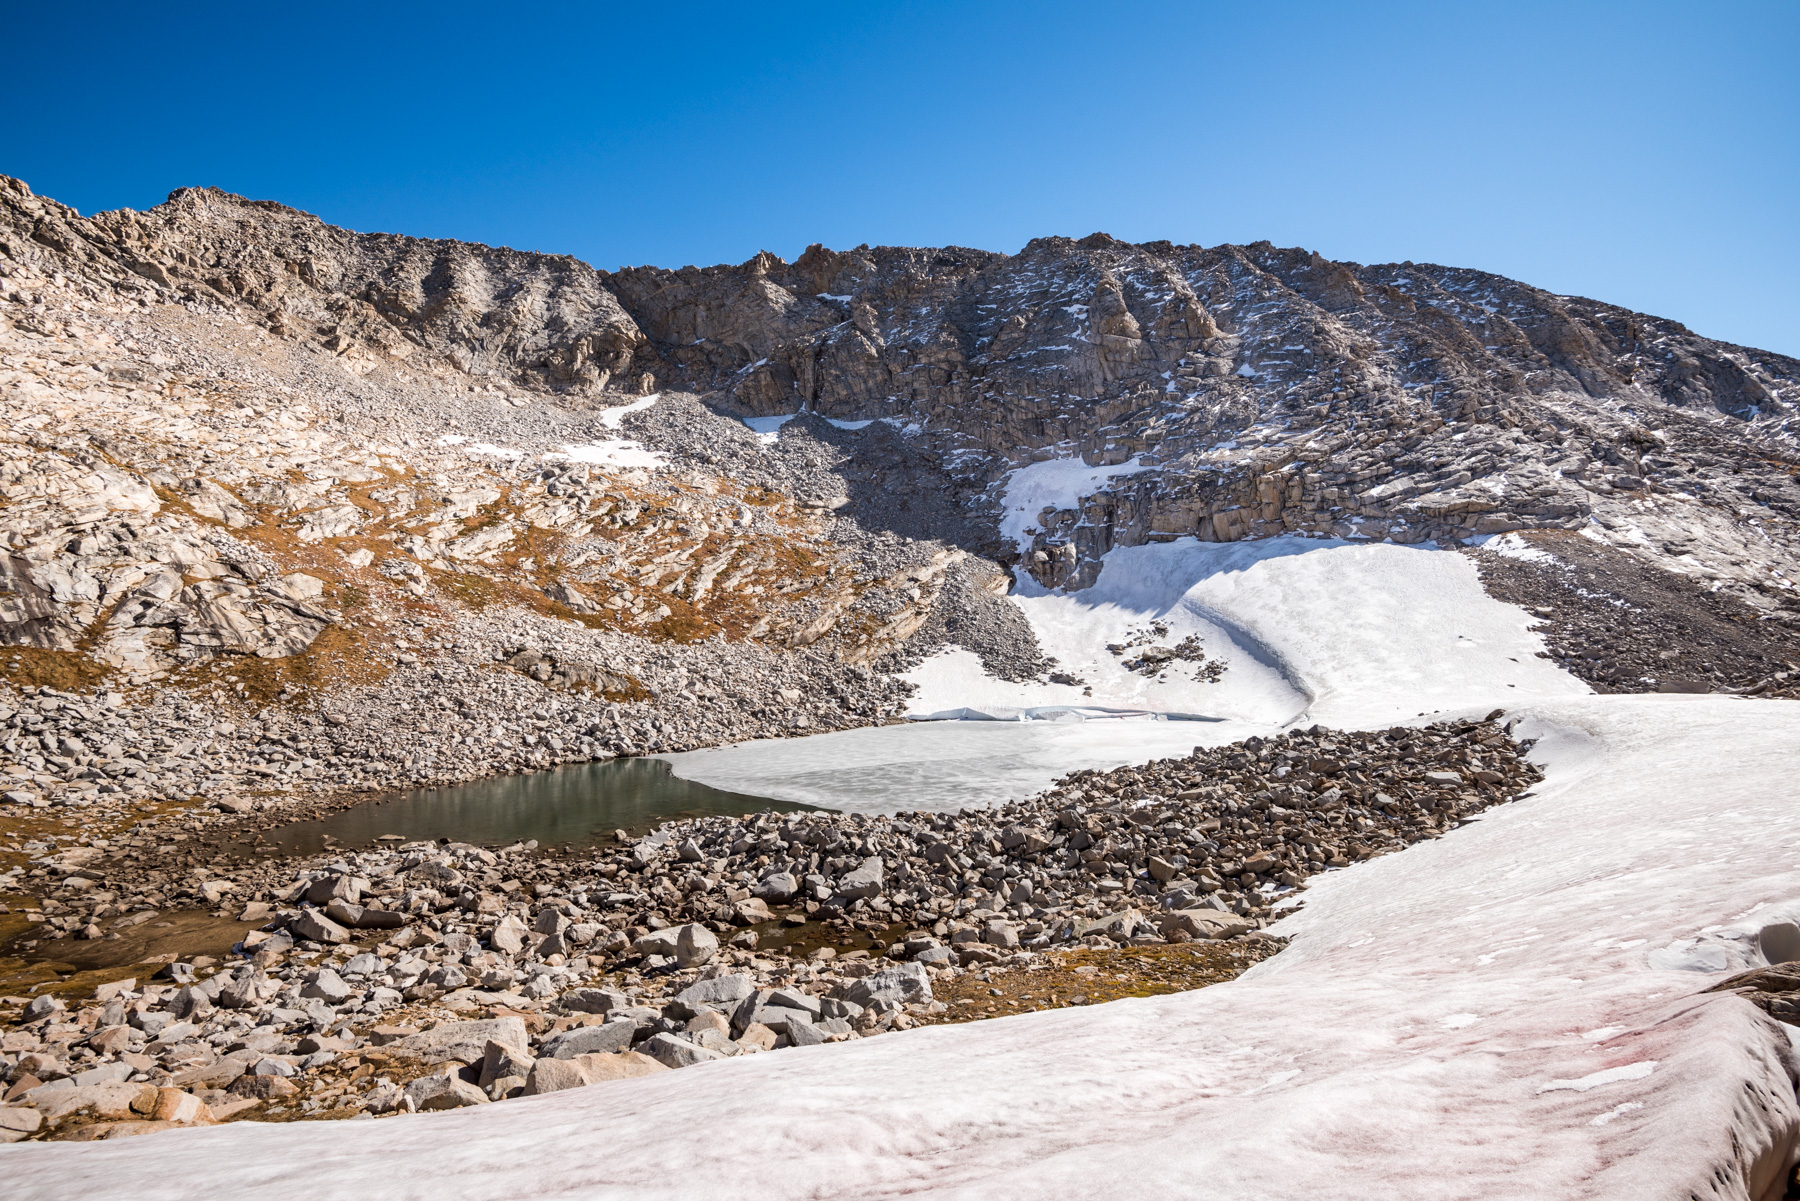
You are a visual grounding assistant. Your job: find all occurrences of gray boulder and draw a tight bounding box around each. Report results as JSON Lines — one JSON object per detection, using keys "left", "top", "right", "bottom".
{"left": 290, "top": 908, "right": 350, "bottom": 945}
{"left": 391, "top": 1017, "right": 530, "bottom": 1064}
{"left": 304, "top": 873, "right": 363, "bottom": 907}
{"left": 1073, "top": 909, "right": 1144, "bottom": 941}
{"left": 1158, "top": 909, "right": 1254, "bottom": 940}
{"left": 835, "top": 857, "right": 885, "bottom": 900}
{"left": 405, "top": 1072, "right": 489, "bottom": 1110}
{"left": 754, "top": 872, "right": 799, "bottom": 903}
{"left": 839, "top": 962, "right": 932, "bottom": 1012}
{"left": 642, "top": 1032, "right": 725, "bottom": 1069}
{"left": 478, "top": 1039, "right": 536, "bottom": 1089}
{"left": 540, "top": 1021, "right": 637, "bottom": 1059}
{"left": 562, "top": 988, "right": 632, "bottom": 1014}
{"left": 326, "top": 899, "right": 406, "bottom": 929}
{"left": 23, "top": 995, "right": 64, "bottom": 1021}
{"left": 632, "top": 923, "right": 718, "bottom": 967}
{"left": 670, "top": 974, "right": 755, "bottom": 1018}
{"left": 300, "top": 968, "right": 352, "bottom": 1004}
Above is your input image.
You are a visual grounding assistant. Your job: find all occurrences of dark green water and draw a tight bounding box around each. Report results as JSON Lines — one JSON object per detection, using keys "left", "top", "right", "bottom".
{"left": 262, "top": 757, "right": 810, "bottom": 855}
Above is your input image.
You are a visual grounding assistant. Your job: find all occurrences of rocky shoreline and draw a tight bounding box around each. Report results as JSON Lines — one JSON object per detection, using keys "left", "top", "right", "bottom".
{"left": 0, "top": 714, "right": 1539, "bottom": 1140}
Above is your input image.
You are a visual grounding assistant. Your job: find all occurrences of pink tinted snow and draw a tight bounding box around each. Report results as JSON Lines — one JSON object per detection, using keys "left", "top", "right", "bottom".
{"left": 10, "top": 695, "right": 1796, "bottom": 1199}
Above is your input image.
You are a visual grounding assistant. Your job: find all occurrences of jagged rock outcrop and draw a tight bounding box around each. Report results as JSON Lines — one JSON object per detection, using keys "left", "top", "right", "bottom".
{"left": 612, "top": 234, "right": 1800, "bottom": 594}
{"left": 0, "top": 176, "right": 647, "bottom": 393}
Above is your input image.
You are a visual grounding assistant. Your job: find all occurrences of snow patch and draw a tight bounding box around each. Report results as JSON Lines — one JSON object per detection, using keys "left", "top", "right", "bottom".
{"left": 595, "top": 393, "right": 659, "bottom": 429}
{"left": 552, "top": 440, "right": 666, "bottom": 469}
{"left": 1468, "top": 531, "right": 1561, "bottom": 564}
{"left": 742, "top": 413, "right": 798, "bottom": 444}
{"left": 435, "top": 434, "right": 524, "bottom": 460}
{"left": 998, "top": 457, "right": 1150, "bottom": 552}
{"left": 660, "top": 718, "right": 1256, "bottom": 814}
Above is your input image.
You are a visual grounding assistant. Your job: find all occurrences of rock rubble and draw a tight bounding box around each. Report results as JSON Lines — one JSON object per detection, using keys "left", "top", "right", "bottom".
{"left": 0, "top": 715, "right": 1538, "bottom": 1137}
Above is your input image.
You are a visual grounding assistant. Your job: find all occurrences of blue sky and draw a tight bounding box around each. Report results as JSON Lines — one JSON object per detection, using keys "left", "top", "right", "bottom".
{"left": 7, "top": 1, "right": 1796, "bottom": 354}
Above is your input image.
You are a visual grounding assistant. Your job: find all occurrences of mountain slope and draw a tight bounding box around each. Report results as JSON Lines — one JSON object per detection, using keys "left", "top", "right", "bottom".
{"left": 0, "top": 174, "right": 1796, "bottom": 814}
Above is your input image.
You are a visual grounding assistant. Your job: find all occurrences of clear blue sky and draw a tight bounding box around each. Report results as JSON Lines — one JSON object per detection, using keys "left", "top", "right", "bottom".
{"left": 7, "top": 1, "right": 1796, "bottom": 355}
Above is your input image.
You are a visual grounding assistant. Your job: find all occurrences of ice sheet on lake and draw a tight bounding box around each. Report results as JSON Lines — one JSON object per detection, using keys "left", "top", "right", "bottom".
{"left": 25, "top": 696, "right": 1798, "bottom": 1198}
{"left": 657, "top": 719, "right": 1257, "bottom": 814}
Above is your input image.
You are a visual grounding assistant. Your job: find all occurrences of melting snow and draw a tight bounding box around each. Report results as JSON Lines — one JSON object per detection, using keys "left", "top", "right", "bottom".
{"left": 434, "top": 434, "right": 524, "bottom": 460}
{"left": 1538, "top": 1061, "right": 1658, "bottom": 1093}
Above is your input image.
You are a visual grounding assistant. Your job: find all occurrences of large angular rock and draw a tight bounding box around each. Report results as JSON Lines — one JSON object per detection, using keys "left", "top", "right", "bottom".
{"left": 1158, "top": 909, "right": 1254, "bottom": 941}
{"left": 732, "top": 897, "right": 774, "bottom": 925}
{"left": 173, "top": 1050, "right": 259, "bottom": 1091}
{"left": 561, "top": 988, "right": 631, "bottom": 1014}
{"left": 521, "top": 1057, "right": 588, "bottom": 1096}
{"left": 478, "top": 1040, "right": 536, "bottom": 1089}
{"left": 1073, "top": 909, "right": 1144, "bottom": 941}
{"left": 405, "top": 1072, "right": 489, "bottom": 1111}
{"left": 300, "top": 967, "right": 352, "bottom": 1003}
{"left": 151, "top": 1088, "right": 214, "bottom": 1124}
{"left": 227, "top": 1074, "right": 297, "bottom": 1101}
{"left": 34, "top": 1081, "right": 160, "bottom": 1121}
{"left": 835, "top": 856, "right": 885, "bottom": 900}
{"left": 838, "top": 962, "right": 932, "bottom": 1012}
{"left": 390, "top": 1017, "right": 530, "bottom": 1064}
{"left": 522, "top": 1051, "right": 668, "bottom": 1095}
{"left": 731, "top": 990, "right": 819, "bottom": 1035}
{"left": 642, "top": 1032, "right": 726, "bottom": 1069}
{"left": 670, "top": 973, "right": 755, "bottom": 1018}
{"left": 304, "top": 873, "right": 363, "bottom": 907}
{"left": 632, "top": 922, "right": 718, "bottom": 967}
{"left": 0, "top": 1105, "right": 43, "bottom": 1135}
{"left": 290, "top": 909, "right": 350, "bottom": 945}
{"left": 575, "top": 1052, "right": 665, "bottom": 1083}
{"left": 540, "top": 1021, "right": 636, "bottom": 1059}
{"left": 754, "top": 871, "right": 799, "bottom": 903}
{"left": 325, "top": 899, "right": 406, "bottom": 930}
{"left": 490, "top": 914, "right": 530, "bottom": 956}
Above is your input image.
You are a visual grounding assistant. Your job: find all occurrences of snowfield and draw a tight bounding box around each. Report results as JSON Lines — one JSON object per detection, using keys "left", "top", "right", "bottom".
{"left": 11, "top": 694, "right": 1798, "bottom": 1198}
{"left": 903, "top": 537, "right": 1589, "bottom": 726}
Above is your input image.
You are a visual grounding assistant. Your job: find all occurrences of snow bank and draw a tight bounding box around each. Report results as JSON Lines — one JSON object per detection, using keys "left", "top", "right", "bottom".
{"left": 906, "top": 537, "right": 1588, "bottom": 728}
{"left": 19, "top": 695, "right": 1796, "bottom": 1198}
{"left": 553, "top": 440, "right": 666, "bottom": 469}
{"left": 997, "top": 457, "right": 1150, "bottom": 551}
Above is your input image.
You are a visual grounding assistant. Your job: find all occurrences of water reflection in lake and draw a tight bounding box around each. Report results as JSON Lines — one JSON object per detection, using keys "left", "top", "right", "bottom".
{"left": 263, "top": 757, "right": 809, "bottom": 855}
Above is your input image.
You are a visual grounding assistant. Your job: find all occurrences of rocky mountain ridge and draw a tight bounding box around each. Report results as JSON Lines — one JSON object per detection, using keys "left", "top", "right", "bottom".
{"left": 0, "top": 174, "right": 1796, "bottom": 818}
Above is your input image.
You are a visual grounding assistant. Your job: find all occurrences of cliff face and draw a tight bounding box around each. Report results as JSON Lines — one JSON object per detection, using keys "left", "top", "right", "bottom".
{"left": 612, "top": 234, "right": 1800, "bottom": 593}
